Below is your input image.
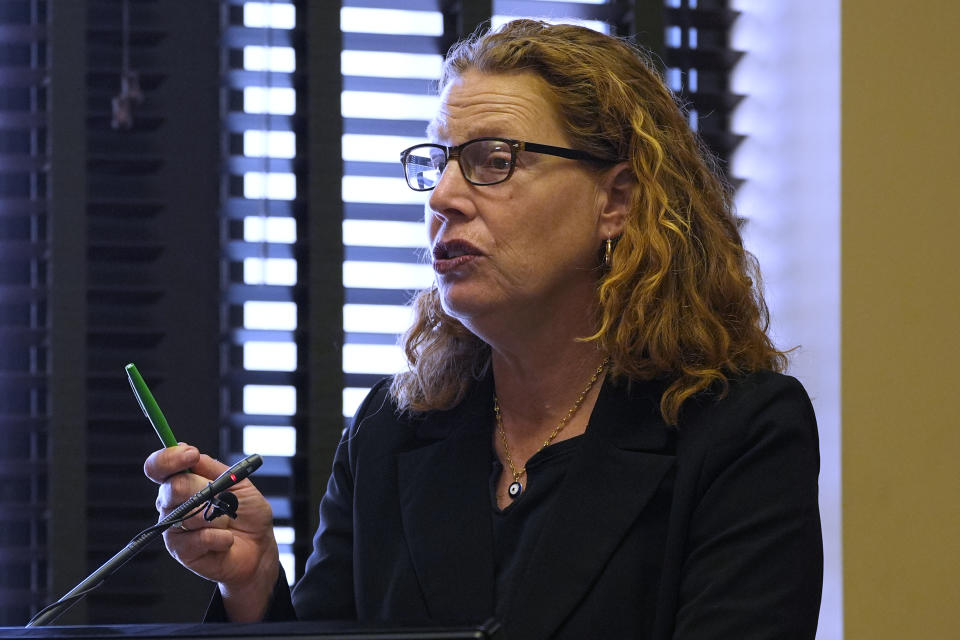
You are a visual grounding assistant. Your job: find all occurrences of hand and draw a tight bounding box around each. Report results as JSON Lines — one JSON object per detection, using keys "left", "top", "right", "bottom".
{"left": 144, "top": 443, "right": 280, "bottom": 621}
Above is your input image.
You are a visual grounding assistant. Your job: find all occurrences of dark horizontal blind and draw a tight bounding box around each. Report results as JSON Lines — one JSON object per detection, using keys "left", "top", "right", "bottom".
{"left": 0, "top": 0, "right": 49, "bottom": 626}
{"left": 79, "top": 0, "right": 221, "bottom": 623}
{"left": 660, "top": 0, "right": 742, "bottom": 171}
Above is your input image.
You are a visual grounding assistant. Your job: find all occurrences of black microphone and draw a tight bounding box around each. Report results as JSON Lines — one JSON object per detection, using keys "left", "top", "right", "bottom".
{"left": 158, "top": 453, "right": 262, "bottom": 527}
{"left": 205, "top": 491, "right": 240, "bottom": 520}
{"left": 26, "top": 454, "right": 263, "bottom": 627}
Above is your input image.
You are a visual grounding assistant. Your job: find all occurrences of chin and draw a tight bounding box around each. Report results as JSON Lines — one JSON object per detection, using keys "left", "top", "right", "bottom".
{"left": 437, "top": 285, "right": 498, "bottom": 326}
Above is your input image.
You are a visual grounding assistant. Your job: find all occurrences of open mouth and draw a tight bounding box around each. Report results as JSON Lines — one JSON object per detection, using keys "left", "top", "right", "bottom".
{"left": 433, "top": 239, "right": 481, "bottom": 260}
{"left": 432, "top": 239, "right": 482, "bottom": 273}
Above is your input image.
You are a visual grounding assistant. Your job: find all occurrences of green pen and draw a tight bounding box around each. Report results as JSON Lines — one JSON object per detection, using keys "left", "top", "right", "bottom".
{"left": 125, "top": 363, "right": 179, "bottom": 448}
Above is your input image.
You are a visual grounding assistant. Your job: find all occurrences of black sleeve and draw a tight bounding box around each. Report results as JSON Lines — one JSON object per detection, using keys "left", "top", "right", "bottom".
{"left": 289, "top": 378, "right": 394, "bottom": 620}
{"left": 204, "top": 566, "right": 296, "bottom": 622}
{"left": 673, "top": 375, "right": 823, "bottom": 639}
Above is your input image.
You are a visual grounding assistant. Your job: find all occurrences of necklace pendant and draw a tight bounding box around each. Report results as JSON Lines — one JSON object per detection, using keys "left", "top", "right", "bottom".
{"left": 508, "top": 481, "right": 523, "bottom": 499}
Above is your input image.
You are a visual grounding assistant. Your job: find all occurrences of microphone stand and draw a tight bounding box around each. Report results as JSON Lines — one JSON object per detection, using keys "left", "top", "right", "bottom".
{"left": 26, "top": 454, "right": 262, "bottom": 627}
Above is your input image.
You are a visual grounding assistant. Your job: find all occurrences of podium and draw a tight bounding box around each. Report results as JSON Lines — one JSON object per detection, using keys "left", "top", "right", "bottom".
{"left": 0, "top": 620, "right": 502, "bottom": 640}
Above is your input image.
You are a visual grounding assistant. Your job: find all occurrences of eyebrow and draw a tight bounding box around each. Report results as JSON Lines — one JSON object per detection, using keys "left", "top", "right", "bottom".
{"left": 425, "top": 122, "right": 520, "bottom": 146}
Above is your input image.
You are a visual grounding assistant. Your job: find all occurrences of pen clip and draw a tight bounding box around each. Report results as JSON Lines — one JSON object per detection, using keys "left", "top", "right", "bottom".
{"left": 125, "top": 366, "right": 153, "bottom": 424}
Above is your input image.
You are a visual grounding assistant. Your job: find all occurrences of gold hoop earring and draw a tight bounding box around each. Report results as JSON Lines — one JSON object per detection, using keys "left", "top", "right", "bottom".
{"left": 604, "top": 238, "right": 613, "bottom": 268}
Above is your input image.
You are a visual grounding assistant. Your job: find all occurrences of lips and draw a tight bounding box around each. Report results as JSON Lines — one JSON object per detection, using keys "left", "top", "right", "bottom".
{"left": 432, "top": 239, "right": 482, "bottom": 274}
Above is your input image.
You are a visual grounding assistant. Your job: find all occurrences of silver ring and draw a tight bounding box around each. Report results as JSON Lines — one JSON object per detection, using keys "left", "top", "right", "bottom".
{"left": 177, "top": 522, "right": 190, "bottom": 532}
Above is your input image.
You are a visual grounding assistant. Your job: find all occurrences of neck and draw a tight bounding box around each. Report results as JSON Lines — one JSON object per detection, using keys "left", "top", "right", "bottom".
{"left": 491, "top": 340, "right": 608, "bottom": 437}
{"left": 454, "top": 280, "right": 607, "bottom": 433}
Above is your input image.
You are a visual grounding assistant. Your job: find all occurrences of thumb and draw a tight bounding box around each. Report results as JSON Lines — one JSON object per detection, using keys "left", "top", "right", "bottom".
{"left": 190, "top": 453, "right": 233, "bottom": 481}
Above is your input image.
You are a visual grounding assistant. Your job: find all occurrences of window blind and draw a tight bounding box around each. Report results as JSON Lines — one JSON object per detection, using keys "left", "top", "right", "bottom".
{"left": 340, "top": 0, "right": 443, "bottom": 422}
{"left": 0, "top": 0, "right": 49, "bottom": 626}
{"left": 221, "top": 0, "right": 303, "bottom": 583}
{"left": 80, "top": 0, "right": 222, "bottom": 622}
{"left": 660, "top": 0, "right": 742, "bottom": 171}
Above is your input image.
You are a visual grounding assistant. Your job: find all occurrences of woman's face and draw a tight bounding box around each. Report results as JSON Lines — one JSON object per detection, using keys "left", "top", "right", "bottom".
{"left": 425, "top": 70, "right": 622, "bottom": 340}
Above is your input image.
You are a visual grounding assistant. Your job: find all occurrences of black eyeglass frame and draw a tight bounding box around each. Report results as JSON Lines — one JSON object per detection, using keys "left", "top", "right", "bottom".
{"left": 399, "top": 137, "right": 616, "bottom": 191}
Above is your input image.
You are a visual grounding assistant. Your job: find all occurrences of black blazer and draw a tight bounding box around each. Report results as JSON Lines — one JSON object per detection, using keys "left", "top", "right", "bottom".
{"left": 255, "top": 370, "right": 822, "bottom": 639}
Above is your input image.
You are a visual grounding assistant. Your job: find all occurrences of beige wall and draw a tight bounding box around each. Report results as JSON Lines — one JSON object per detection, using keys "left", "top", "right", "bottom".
{"left": 842, "top": 1, "right": 960, "bottom": 637}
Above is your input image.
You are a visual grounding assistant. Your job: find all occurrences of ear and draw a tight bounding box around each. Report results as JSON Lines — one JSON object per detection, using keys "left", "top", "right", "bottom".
{"left": 595, "top": 161, "right": 635, "bottom": 240}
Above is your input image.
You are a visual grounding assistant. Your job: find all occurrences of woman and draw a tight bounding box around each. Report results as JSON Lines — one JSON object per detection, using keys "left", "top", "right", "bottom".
{"left": 146, "top": 20, "right": 822, "bottom": 639}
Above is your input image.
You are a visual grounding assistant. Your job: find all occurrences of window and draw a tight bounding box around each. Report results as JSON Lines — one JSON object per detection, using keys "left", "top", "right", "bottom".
{"left": 222, "top": 0, "right": 301, "bottom": 584}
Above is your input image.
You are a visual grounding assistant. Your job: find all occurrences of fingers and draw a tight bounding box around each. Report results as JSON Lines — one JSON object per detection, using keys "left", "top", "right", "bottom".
{"left": 164, "top": 526, "right": 235, "bottom": 566}
{"left": 144, "top": 443, "right": 200, "bottom": 483}
{"left": 148, "top": 446, "right": 231, "bottom": 524}
{"left": 188, "top": 453, "right": 232, "bottom": 480}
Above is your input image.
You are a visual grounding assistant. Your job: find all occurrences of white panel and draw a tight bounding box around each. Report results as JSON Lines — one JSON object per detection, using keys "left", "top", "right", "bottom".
{"left": 340, "top": 7, "right": 443, "bottom": 36}
{"left": 243, "top": 301, "right": 297, "bottom": 330}
{"left": 341, "top": 50, "right": 443, "bottom": 79}
{"left": 342, "top": 219, "right": 427, "bottom": 249}
{"left": 666, "top": 67, "right": 682, "bottom": 92}
{"left": 667, "top": 26, "right": 681, "bottom": 47}
{"left": 342, "top": 133, "right": 425, "bottom": 163}
{"left": 244, "top": 172, "right": 296, "bottom": 200}
{"left": 243, "top": 341, "right": 297, "bottom": 371}
{"left": 244, "top": 258, "right": 298, "bottom": 286}
{"left": 343, "top": 387, "right": 370, "bottom": 418}
{"left": 243, "top": 425, "right": 297, "bottom": 456}
{"left": 341, "top": 91, "right": 439, "bottom": 121}
{"left": 244, "top": 216, "right": 296, "bottom": 243}
{"left": 245, "top": 130, "right": 296, "bottom": 158}
{"left": 244, "top": 87, "right": 296, "bottom": 115}
{"left": 342, "top": 261, "right": 433, "bottom": 290}
{"left": 243, "top": 2, "right": 295, "bottom": 29}
{"left": 343, "top": 303, "right": 414, "bottom": 334}
{"left": 342, "top": 344, "right": 407, "bottom": 375}
{"left": 343, "top": 387, "right": 371, "bottom": 418}
{"left": 273, "top": 526, "right": 295, "bottom": 545}
{"left": 342, "top": 176, "right": 429, "bottom": 205}
{"left": 243, "top": 46, "right": 296, "bottom": 72}
{"left": 242, "top": 385, "right": 296, "bottom": 415}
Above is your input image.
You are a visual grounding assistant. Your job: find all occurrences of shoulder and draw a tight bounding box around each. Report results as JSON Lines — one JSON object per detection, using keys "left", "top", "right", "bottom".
{"left": 342, "top": 376, "right": 468, "bottom": 460}
{"left": 684, "top": 370, "right": 815, "bottom": 432}
{"left": 341, "top": 378, "right": 413, "bottom": 460}
{"left": 676, "top": 370, "right": 819, "bottom": 469}
{"left": 350, "top": 377, "right": 401, "bottom": 432}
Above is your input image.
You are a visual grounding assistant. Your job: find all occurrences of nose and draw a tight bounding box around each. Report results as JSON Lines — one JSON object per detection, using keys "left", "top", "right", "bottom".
{"left": 427, "top": 157, "right": 476, "bottom": 223}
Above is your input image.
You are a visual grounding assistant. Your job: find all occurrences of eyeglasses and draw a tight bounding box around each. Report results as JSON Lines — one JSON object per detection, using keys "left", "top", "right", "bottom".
{"left": 399, "top": 137, "right": 613, "bottom": 191}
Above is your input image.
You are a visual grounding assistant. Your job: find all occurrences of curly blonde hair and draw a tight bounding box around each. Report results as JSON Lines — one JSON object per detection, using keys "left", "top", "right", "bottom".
{"left": 391, "top": 19, "right": 786, "bottom": 425}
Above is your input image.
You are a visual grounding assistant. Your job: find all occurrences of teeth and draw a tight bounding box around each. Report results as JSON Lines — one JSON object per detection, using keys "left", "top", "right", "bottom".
{"left": 447, "top": 249, "right": 467, "bottom": 258}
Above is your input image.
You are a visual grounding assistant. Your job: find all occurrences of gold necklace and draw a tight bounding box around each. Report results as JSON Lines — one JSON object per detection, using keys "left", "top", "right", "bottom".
{"left": 494, "top": 358, "right": 609, "bottom": 500}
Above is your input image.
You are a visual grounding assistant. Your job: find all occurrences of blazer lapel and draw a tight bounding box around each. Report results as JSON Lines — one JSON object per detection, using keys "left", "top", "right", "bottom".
{"left": 504, "top": 378, "right": 676, "bottom": 639}
{"left": 396, "top": 377, "right": 496, "bottom": 623}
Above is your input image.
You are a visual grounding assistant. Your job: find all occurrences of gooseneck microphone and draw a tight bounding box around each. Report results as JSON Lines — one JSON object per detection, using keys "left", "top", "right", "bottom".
{"left": 157, "top": 453, "right": 262, "bottom": 527}
{"left": 26, "top": 454, "right": 263, "bottom": 627}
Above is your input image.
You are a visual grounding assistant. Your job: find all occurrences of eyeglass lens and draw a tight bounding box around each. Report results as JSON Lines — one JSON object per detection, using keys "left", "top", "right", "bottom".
{"left": 403, "top": 139, "right": 515, "bottom": 190}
